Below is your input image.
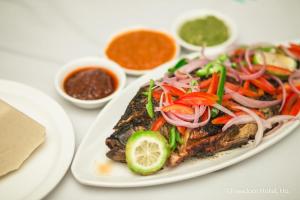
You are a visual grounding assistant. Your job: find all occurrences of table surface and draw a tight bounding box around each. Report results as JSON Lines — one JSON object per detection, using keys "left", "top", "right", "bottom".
{"left": 0, "top": 0, "right": 300, "bottom": 199}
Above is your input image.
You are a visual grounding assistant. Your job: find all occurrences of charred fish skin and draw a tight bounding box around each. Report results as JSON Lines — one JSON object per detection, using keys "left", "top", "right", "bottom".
{"left": 105, "top": 86, "right": 155, "bottom": 162}
{"left": 168, "top": 123, "right": 258, "bottom": 167}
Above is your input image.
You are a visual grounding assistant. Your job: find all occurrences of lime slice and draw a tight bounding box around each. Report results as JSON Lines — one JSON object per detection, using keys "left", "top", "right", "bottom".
{"left": 125, "top": 131, "right": 169, "bottom": 175}
{"left": 254, "top": 52, "right": 297, "bottom": 71}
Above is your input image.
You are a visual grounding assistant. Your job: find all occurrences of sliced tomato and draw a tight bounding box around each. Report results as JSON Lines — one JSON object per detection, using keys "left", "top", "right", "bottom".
{"left": 162, "top": 84, "right": 185, "bottom": 96}
{"left": 250, "top": 77, "right": 276, "bottom": 95}
{"left": 290, "top": 97, "right": 300, "bottom": 116}
{"left": 162, "top": 104, "right": 194, "bottom": 115}
{"left": 151, "top": 116, "right": 166, "bottom": 131}
{"left": 282, "top": 93, "right": 298, "bottom": 115}
{"left": 208, "top": 73, "right": 219, "bottom": 94}
{"left": 177, "top": 126, "right": 186, "bottom": 135}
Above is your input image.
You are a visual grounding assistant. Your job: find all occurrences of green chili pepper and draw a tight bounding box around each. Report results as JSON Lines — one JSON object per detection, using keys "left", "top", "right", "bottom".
{"left": 146, "top": 79, "right": 155, "bottom": 118}
{"left": 168, "top": 58, "right": 188, "bottom": 73}
{"left": 169, "top": 126, "right": 177, "bottom": 151}
{"left": 196, "top": 54, "right": 228, "bottom": 117}
{"left": 211, "top": 64, "right": 227, "bottom": 117}
{"left": 216, "top": 65, "right": 226, "bottom": 104}
{"left": 175, "top": 131, "right": 183, "bottom": 145}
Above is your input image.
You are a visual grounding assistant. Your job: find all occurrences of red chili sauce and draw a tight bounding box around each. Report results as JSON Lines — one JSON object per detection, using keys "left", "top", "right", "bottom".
{"left": 64, "top": 67, "right": 118, "bottom": 100}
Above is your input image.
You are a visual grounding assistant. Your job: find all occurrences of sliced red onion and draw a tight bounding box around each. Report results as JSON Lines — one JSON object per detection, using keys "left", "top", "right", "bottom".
{"left": 193, "top": 105, "right": 206, "bottom": 123}
{"left": 173, "top": 113, "right": 195, "bottom": 121}
{"left": 159, "top": 92, "right": 211, "bottom": 128}
{"left": 266, "top": 115, "right": 296, "bottom": 127}
{"left": 225, "top": 88, "right": 281, "bottom": 108}
{"left": 175, "top": 70, "right": 189, "bottom": 79}
{"left": 240, "top": 65, "right": 251, "bottom": 74}
{"left": 162, "top": 111, "right": 210, "bottom": 129}
{"left": 163, "top": 74, "right": 177, "bottom": 82}
{"left": 245, "top": 48, "right": 254, "bottom": 70}
{"left": 270, "top": 75, "right": 286, "bottom": 111}
{"left": 179, "top": 59, "right": 208, "bottom": 74}
{"left": 234, "top": 106, "right": 264, "bottom": 146}
{"left": 212, "top": 103, "right": 236, "bottom": 117}
{"left": 239, "top": 64, "right": 265, "bottom": 80}
{"left": 227, "top": 71, "right": 240, "bottom": 82}
{"left": 222, "top": 115, "right": 253, "bottom": 131}
{"left": 179, "top": 77, "right": 200, "bottom": 84}
{"left": 288, "top": 70, "right": 300, "bottom": 95}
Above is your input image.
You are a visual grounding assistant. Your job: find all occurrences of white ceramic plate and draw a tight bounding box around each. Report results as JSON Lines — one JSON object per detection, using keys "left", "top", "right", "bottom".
{"left": 72, "top": 46, "right": 299, "bottom": 188}
{"left": 0, "top": 80, "right": 75, "bottom": 200}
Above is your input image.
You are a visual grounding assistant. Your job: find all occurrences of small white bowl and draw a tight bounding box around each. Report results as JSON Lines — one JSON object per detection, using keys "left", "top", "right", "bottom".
{"left": 172, "top": 9, "right": 238, "bottom": 56}
{"left": 54, "top": 57, "right": 126, "bottom": 109}
{"left": 104, "top": 26, "right": 180, "bottom": 76}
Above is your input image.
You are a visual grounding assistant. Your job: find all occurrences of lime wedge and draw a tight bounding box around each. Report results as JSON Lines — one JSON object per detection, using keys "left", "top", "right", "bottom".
{"left": 125, "top": 131, "right": 169, "bottom": 175}
{"left": 254, "top": 52, "right": 297, "bottom": 71}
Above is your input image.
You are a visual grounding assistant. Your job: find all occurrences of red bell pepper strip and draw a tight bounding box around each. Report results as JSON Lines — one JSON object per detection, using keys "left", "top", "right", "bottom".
{"left": 280, "top": 83, "right": 300, "bottom": 94}
{"left": 199, "top": 78, "right": 212, "bottom": 89}
{"left": 243, "top": 80, "right": 250, "bottom": 90}
{"left": 282, "top": 93, "right": 298, "bottom": 115}
{"left": 290, "top": 97, "right": 300, "bottom": 116}
{"left": 179, "top": 92, "right": 219, "bottom": 101}
{"left": 288, "top": 43, "right": 300, "bottom": 57}
{"left": 177, "top": 126, "right": 186, "bottom": 135}
{"left": 225, "top": 82, "right": 262, "bottom": 98}
{"left": 175, "top": 97, "right": 215, "bottom": 106}
{"left": 250, "top": 77, "right": 276, "bottom": 95}
{"left": 212, "top": 109, "right": 266, "bottom": 125}
{"left": 211, "top": 114, "right": 233, "bottom": 125}
{"left": 151, "top": 116, "right": 166, "bottom": 131}
{"left": 162, "top": 103, "right": 194, "bottom": 115}
{"left": 162, "top": 84, "right": 185, "bottom": 97}
{"left": 152, "top": 89, "right": 163, "bottom": 101}
{"left": 175, "top": 92, "right": 218, "bottom": 106}
{"left": 208, "top": 73, "right": 219, "bottom": 94}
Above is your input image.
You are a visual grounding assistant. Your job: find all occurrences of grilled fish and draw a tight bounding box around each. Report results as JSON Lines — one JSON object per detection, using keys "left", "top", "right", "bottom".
{"left": 105, "top": 85, "right": 278, "bottom": 166}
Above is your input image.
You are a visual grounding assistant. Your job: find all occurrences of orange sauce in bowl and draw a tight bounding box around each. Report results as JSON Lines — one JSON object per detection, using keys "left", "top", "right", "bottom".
{"left": 106, "top": 30, "right": 177, "bottom": 70}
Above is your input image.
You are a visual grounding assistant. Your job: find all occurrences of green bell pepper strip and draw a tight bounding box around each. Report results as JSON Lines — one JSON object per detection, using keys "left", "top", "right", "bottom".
{"left": 146, "top": 79, "right": 155, "bottom": 118}
{"left": 169, "top": 126, "right": 177, "bottom": 151}
{"left": 168, "top": 58, "right": 188, "bottom": 73}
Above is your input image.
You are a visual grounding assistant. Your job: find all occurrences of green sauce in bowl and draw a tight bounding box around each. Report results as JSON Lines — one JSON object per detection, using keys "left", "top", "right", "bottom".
{"left": 178, "top": 15, "right": 229, "bottom": 47}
